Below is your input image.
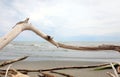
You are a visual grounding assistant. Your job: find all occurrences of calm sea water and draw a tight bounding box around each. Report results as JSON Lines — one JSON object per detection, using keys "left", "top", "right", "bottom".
{"left": 0, "top": 41, "right": 120, "bottom": 62}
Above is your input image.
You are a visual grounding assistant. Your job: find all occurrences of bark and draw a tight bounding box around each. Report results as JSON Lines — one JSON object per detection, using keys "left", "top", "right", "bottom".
{"left": 0, "top": 18, "right": 120, "bottom": 52}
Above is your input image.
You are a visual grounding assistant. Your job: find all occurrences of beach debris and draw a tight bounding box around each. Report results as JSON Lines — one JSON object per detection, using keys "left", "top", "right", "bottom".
{"left": 51, "top": 71, "right": 74, "bottom": 77}
{"left": 0, "top": 61, "right": 120, "bottom": 77}
{"left": 0, "top": 56, "right": 28, "bottom": 67}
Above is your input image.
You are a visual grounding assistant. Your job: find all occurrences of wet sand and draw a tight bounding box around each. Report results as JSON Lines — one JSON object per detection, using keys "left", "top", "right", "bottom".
{"left": 0, "top": 60, "right": 116, "bottom": 77}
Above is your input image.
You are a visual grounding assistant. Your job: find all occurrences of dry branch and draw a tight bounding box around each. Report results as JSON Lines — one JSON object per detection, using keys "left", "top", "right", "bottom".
{"left": 0, "top": 18, "right": 120, "bottom": 52}
{"left": 0, "top": 56, "right": 28, "bottom": 67}
{"left": 5, "top": 64, "right": 12, "bottom": 77}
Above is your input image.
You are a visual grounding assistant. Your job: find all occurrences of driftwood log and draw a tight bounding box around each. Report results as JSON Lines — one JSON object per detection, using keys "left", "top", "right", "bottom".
{"left": 0, "top": 63, "right": 110, "bottom": 73}
{"left": 0, "top": 18, "right": 120, "bottom": 52}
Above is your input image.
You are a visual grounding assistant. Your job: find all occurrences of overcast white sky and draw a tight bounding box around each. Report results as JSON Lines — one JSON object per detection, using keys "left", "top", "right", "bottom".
{"left": 0, "top": 0, "right": 120, "bottom": 41}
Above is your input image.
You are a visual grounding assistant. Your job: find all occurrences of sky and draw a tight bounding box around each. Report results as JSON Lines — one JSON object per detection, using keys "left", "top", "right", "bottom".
{"left": 0, "top": 0, "right": 120, "bottom": 42}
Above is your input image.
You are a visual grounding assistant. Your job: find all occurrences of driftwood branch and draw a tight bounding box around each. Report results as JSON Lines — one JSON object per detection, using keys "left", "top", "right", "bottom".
{"left": 0, "top": 18, "right": 120, "bottom": 52}
{"left": 0, "top": 56, "right": 28, "bottom": 67}
{"left": 0, "top": 63, "right": 109, "bottom": 73}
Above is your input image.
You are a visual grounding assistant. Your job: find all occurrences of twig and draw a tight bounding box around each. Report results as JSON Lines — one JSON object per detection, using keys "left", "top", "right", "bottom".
{"left": 0, "top": 56, "right": 28, "bottom": 67}
{"left": 5, "top": 64, "right": 12, "bottom": 77}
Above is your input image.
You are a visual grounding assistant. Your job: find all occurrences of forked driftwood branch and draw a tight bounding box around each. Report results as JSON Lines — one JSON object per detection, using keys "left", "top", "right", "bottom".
{"left": 0, "top": 18, "right": 120, "bottom": 52}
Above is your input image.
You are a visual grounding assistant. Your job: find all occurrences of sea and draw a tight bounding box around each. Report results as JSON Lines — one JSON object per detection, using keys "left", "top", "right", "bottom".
{"left": 0, "top": 41, "right": 120, "bottom": 62}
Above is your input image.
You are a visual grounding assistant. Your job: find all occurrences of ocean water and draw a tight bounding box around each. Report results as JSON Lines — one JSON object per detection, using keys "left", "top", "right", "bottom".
{"left": 0, "top": 41, "right": 120, "bottom": 62}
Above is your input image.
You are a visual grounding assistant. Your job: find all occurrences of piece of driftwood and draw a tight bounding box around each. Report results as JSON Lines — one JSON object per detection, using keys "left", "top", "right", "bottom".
{"left": 0, "top": 63, "right": 109, "bottom": 73}
{"left": 51, "top": 71, "right": 73, "bottom": 77}
{"left": 5, "top": 64, "right": 12, "bottom": 77}
{"left": 0, "top": 18, "right": 120, "bottom": 52}
{"left": 0, "top": 56, "right": 28, "bottom": 67}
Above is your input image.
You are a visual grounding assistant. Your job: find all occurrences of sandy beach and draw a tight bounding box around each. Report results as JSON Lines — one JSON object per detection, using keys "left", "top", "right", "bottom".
{"left": 0, "top": 60, "right": 116, "bottom": 77}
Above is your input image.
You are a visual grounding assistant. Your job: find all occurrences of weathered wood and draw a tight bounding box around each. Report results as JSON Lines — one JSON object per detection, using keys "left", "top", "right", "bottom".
{"left": 0, "top": 56, "right": 28, "bottom": 67}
